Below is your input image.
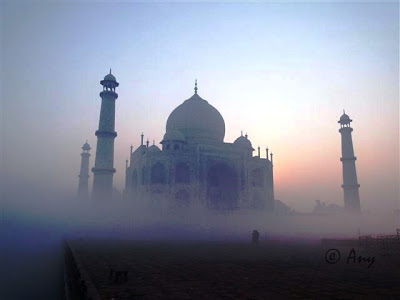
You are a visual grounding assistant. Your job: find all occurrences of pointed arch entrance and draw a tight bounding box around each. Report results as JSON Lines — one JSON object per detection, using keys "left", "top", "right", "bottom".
{"left": 207, "top": 163, "right": 238, "bottom": 209}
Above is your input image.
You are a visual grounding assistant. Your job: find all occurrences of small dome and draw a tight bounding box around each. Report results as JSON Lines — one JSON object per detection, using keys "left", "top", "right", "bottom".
{"left": 82, "top": 141, "right": 91, "bottom": 151}
{"left": 340, "top": 113, "right": 350, "bottom": 121}
{"left": 100, "top": 69, "right": 119, "bottom": 88}
{"left": 234, "top": 135, "right": 252, "bottom": 148}
{"left": 104, "top": 73, "right": 116, "bottom": 82}
{"left": 339, "top": 111, "right": 352, "bottom": 124}
{"left": 162, "top": 129, "right": 185, "bottom": 142}
{"left": 148, "top": 145, "right": 161, "bottom": 152}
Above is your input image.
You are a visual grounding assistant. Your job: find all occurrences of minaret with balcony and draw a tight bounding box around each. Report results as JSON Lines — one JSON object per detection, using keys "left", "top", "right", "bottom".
{"left": 78, "top": 141, "right": 91, "bottom": 199}
{"left": 92, "top": 70, "right": 119, "bottom": 201}
{"left": 338, "top": 111, "right": 361, "bottom": 211}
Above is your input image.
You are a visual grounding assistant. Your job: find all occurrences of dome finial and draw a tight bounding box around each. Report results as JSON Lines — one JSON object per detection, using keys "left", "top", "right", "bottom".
{"left": 343, "top": 109, "right": 345, "bottom": 114}
{"left": 241, "top": 130, "right": 243, "bottom": 136}
{"left": 109, "top": 68, "right": 112, "bottom": 74}
{"left": 194, "top": 79, "right": 198, "bottom": 94}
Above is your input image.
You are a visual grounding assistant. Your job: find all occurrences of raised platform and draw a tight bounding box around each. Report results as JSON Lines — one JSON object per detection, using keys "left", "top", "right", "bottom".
{"left": 65, "top": 239, "right": 400, "bottom": 299}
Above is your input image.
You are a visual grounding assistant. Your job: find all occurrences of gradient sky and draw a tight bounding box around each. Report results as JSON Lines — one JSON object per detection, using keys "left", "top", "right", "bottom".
{"left": 2, "top": 2, "right": 399, "bottom": 212}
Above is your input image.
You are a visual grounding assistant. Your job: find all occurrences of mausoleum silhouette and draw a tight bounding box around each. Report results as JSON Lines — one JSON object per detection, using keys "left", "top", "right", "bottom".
{"left": 124, "top": 80, "right": 275, "bottom": 210}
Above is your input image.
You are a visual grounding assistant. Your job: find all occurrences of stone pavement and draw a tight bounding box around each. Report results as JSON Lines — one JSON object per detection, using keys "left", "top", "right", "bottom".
{"left": 70, "top": 239, "right": 400, "bottom": 299}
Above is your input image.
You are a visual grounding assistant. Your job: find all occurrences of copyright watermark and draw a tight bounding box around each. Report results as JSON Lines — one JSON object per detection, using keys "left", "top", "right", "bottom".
{"left": 325, "top": 249, "right": 340, "bottom": 264}
{"left": 324, "top": 248, "right": 376, "bottom": 268}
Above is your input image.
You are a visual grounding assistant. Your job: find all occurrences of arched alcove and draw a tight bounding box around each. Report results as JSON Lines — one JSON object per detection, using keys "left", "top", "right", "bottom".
{"left": 250, "top": 168, "right": 264, "bottom": 187}
{"left": 252, "top": 191, "right": 265, "bottom": 209}
{"left": 175, "top": 162, "right": 190, "bottom": 184}
{"left": 207, "top": 163, "right": 238, "bottom": 209}
{"left": 151, "top": 162, "right": 166, "bottom": 184}
{"left": 132, "top": 169, "right": 138, "bottom": 187}
{"left": 141, "top": 167, "right": 146, "bottom": 185}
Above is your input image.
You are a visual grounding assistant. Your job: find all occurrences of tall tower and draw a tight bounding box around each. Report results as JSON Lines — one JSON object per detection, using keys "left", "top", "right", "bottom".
{"left": 338, "top": 111, "right": 361, "bottom": 211}
{"left": 78, "top": 141, "right": 91, "bottom": 199}
{"left": 92, "top": 70, "right": 119, "bottom": 201}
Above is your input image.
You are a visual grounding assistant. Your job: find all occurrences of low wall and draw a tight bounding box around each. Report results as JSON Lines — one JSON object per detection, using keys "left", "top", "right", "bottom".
{"left": 320, "top": 238, "right": 359, "bottom": 248}
{"left": 64, "top": 240, "right": 101, "bottom": 300}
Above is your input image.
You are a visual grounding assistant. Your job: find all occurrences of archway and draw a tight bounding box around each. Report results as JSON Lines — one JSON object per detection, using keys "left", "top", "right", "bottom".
{"left": 250, "top": 168, "right": 264, "bottom": 187}
{"left": 151, "top": 162, "right": 166, "bottom": 184}
{"left": 132, "top": 169, "right": 138, "bottom": 187}
{"left": 207, "top": 163, "right": 238, "bottom": 209}
{"left": 252, "top": 191, "right": 265, "bottom": 209}
{"left": 175, "top": 162, "right": 190, "bottom": 184}
{"left": 141, "top": 167, "right": 146, "bottom": 185}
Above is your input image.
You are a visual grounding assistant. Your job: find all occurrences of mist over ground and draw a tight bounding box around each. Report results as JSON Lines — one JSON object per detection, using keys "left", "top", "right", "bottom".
{"left": 4, "top": 187, "right": 398, "bottom": 243}
{"left": 2, "top": 2, "right": 399, "bottom": 215}
{"left": 2, "top": 2, "right": 399, "bottom": 299}
{"left": 3, "top": 179, "right": 398, "bottom": 299}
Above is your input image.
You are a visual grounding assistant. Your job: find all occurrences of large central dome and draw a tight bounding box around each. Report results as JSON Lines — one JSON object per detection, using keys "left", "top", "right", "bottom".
{"left": 166, "top": 92, "right": 225, "bottom": 143}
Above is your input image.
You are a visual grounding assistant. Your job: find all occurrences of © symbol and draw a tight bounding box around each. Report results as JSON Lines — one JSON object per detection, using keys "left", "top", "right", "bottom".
{"left": 325, "top": 249, "right": 340, "bottom": 264}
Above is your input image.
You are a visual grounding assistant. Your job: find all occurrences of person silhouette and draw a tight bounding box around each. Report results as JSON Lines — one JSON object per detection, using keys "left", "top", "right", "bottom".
{"left": 252, "top": 230, "right": 260, "bottom": 245}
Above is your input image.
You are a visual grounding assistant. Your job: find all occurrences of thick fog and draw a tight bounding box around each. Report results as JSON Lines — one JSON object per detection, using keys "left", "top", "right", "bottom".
{"left": 2, "top": 2, "right": 399, "bottom": 215}
{"left": 2, "top": 2, "right": 399, "bottom": 298}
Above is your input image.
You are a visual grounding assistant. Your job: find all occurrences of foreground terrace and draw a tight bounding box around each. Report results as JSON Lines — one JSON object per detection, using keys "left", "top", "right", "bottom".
{"left": 64, "top": 236, "right": 399, "bottom": 299}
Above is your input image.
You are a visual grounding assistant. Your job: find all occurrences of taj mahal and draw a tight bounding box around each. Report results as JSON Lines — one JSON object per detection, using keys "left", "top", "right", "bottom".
{"left": 77, "top": 70, "right": 360, "bottom": 213}
{"left": 79, "top": 71, "right": 275, "bottom": 211}
{"left": 125, "top": 80, "right": 275, "bottom": 211}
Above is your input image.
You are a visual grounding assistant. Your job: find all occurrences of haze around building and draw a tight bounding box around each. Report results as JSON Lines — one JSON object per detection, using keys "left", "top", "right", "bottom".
{"left": 2, "top": 2, "right": 398, "bottom": 215}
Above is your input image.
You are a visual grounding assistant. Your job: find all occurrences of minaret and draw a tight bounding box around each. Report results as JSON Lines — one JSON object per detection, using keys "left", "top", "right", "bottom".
{"left": 92, "top": 70, "right": 119, "bottom": 201}
{"left": 78, "top": 141, "right": 91, "bottom": 200}
{"left": 338, "top": 111, "right": 361, "bottom": 211}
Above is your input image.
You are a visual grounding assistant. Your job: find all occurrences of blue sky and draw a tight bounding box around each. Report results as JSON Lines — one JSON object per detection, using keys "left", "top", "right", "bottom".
{"left": 2, "top": 2, "right": 399, "bottom": 212}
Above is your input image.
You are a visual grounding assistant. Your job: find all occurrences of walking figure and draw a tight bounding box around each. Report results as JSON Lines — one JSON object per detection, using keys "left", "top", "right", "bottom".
{"left": 252, "top": 230, "right": 260, "bottom": 245}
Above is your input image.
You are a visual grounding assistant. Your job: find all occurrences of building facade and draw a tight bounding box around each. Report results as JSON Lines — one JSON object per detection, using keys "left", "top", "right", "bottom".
{"left": 125, "top": 83, "right": 275, "bottom": 211}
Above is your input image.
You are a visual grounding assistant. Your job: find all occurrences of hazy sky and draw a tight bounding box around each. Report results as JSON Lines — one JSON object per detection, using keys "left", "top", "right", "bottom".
{"left": 2, "top": 2, "right": 399, "bottom": 212}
